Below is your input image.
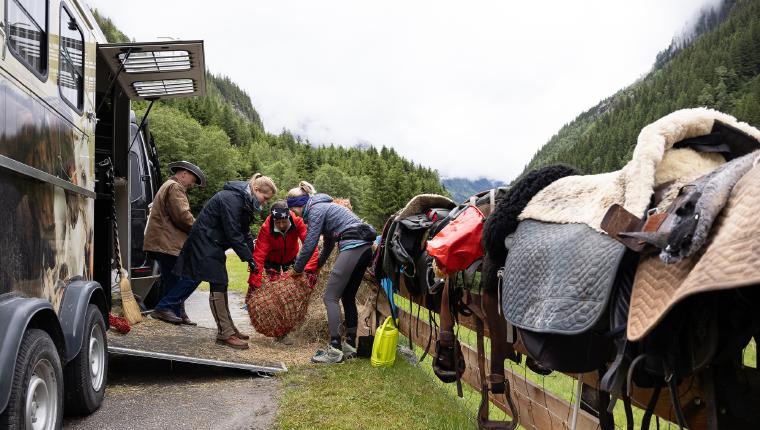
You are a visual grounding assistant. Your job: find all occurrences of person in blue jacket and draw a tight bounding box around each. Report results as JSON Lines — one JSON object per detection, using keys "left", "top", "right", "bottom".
{"left": 287, "top": 181, "right": 376, "bottom": 363}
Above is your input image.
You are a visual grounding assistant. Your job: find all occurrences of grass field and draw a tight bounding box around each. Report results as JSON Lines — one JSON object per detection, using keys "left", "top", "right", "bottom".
{"left": 197, "top": 255, "right": 250, "bottom": 293}
{"left": 277, "top": 359, "right": 473, "bottom": 430}
{"left": 217, "top": 256, "right": 759, "bottom": 429}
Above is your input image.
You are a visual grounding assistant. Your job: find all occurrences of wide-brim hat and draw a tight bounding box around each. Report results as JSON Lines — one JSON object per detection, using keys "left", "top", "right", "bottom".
{"left": 627, "top": 161, "right": 760, "bottom": 341}
{"left": 168, "top": 161, "right": 206, "bottom": 188}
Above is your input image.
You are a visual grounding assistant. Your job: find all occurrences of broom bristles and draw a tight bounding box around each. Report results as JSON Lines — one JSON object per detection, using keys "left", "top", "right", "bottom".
{"left": 119, "top": 269, "right": 143, "bottom": 325}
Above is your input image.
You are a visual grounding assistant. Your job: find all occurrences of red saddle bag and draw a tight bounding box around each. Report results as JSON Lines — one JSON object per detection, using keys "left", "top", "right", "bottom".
{"left": 426, "top": 205, "right": 484, "bottom": 274}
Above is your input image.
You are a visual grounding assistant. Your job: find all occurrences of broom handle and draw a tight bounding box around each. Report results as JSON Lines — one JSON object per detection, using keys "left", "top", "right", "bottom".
{"left": 109, "top": 164, "right": 124, "bottom": 276}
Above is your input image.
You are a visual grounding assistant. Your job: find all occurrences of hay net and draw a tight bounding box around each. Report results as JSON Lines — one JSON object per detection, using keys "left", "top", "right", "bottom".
{"left": 245, "top": 271, "right": 318, "bottom": 338}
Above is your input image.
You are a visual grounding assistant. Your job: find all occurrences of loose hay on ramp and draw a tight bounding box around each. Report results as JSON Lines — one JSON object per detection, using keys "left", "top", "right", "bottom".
{"left": 109, "top": 318, "right": 322, "bottom": 368}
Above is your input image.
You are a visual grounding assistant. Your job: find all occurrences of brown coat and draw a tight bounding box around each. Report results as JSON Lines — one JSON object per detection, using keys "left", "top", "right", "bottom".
{"left": 143, "top": 178, "right": 195, "bottom": 256}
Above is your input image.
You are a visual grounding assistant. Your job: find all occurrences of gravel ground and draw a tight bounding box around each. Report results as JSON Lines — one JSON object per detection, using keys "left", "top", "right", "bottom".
{"left": 63, "top": 355, "right": 281, "bottom": 430}
{"left": 64, "top": 291, "right": 283, "bottom": 430}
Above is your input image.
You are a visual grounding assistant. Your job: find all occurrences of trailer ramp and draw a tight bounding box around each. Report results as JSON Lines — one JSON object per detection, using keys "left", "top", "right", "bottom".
{"left": 108, "top": 319, "right": 287, "bottom": 374}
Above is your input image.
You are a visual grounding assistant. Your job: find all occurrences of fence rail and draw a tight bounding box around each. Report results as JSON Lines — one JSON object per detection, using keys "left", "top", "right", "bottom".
{"left": 360, "top": 279, "right": 711, "bottom": 430}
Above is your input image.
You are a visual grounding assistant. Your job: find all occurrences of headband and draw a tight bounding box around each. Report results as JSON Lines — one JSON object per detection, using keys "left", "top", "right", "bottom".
{"left": 287, "top": 195, "right": 310, "bottom": 208}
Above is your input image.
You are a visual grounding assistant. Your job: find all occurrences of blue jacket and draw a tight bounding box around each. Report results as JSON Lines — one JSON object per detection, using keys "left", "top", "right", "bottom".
{"left": 294, "top": 194, "right": 368, "bottom": 272}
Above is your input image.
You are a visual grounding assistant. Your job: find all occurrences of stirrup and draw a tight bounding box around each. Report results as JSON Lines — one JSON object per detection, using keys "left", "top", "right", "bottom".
{"left": 477, "top": 374, "right": 518, "bottom": 430}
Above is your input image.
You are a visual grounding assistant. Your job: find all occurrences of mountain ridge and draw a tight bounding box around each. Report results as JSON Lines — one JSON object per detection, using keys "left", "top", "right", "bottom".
{"left": 523, "top": 0, "right": 760, "bottom": 178}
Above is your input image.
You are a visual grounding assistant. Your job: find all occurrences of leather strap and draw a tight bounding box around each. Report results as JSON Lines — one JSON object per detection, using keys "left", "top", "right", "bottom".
{"left": 439, "top": 278, "right": 454, "bottom": 347}
{"left": 601, "top": 204, "right": 647, "bottom": 251}
{"left": 641, "top": 383, "right": 662, "bottom": 430}
{"left": 474, "top": 288, "right": 519, "bottom": 430}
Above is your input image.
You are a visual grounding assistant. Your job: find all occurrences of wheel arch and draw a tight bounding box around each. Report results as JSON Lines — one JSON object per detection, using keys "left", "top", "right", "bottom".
{"left": 0, "top": 295, "right": 65, "bottom": 413}
{"left": 58, "top": 280, "right": 109, "bottom": 364}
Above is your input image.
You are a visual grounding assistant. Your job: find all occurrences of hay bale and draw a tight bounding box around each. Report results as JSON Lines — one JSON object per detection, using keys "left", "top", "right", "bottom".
{"left": 333, "top": 198, "right": 353, "bottom": 211}
{"left": 290, "top": 250, "right": 378, "bottom": 342}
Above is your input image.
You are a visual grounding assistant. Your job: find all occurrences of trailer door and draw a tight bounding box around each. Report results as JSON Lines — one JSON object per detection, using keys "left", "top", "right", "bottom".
{"left": 96, "top": 41, "right": 285, "bottom": 374}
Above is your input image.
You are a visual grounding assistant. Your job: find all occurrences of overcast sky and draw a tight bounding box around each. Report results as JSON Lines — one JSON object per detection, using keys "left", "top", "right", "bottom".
{"left": 87, "top": 0, "right": 719, "bottom": 182}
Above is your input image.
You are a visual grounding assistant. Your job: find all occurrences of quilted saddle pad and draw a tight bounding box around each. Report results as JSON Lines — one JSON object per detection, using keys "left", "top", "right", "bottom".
{"left": 501, "top": 220, "right": 626, "bottom": 335}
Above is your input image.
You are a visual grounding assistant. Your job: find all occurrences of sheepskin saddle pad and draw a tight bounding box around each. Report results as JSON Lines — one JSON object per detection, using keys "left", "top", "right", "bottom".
{"left": 396, "top": 194, "right": 455, "bottom": 220}
{"left": 628, "top": 159, "right": 760, "bottom": 341}
{"left": 519, "top": 108, "right": 760, "bottom": 231}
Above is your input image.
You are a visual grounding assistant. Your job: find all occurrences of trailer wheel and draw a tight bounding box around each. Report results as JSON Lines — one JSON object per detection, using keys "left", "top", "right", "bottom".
{"left": 64, "top": 304, "right": 108, "bottom": 415}
{"left": 0, "top": 329, "right": 64, "bottom": 430}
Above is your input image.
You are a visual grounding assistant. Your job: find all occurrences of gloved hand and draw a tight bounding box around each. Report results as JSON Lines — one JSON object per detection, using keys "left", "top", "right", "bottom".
{"left": 248, "top": 260, "right": 258, "bottom": 273}
{"left": 247, "top": 271, "right": 261, "bottom": 289}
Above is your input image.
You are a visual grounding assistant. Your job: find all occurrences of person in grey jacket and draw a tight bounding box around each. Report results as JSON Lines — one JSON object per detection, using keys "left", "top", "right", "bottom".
{"left": 287, "top": 181, "right": 375, "bottom": 363}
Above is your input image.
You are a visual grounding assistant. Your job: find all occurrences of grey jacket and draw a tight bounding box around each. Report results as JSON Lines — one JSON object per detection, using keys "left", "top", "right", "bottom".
{"left": 294, "top": 194, "right": 367, "bottom": 272}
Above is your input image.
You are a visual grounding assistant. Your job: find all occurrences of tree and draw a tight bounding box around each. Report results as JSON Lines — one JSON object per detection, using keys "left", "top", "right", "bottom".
{"left": 314, "top": 165, "right": 356, "bottom": 201}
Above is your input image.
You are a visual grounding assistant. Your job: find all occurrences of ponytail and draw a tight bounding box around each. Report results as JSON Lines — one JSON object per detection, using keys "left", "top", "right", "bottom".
{"left": 249, "top": 173, "right": 277, "bottom": 195}
{"left": 287, "top": 180, "right": 316, "bottom": 198}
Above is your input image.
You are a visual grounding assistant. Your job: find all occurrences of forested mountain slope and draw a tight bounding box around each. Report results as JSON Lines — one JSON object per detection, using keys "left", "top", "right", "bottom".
{"left": 441, "top": 178, "right": 504, "bottom": 204}
{"left": 93, "top": 11, "right": 447, "bottom": 228}
{"left": 525, "top": 0, "right": 760, "bottom": 176}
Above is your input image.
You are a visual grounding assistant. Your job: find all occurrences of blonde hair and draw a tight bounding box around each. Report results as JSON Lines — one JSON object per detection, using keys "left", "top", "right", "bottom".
{"left": 287, "top": 181, "right": 316, "bottom": 198}
{"left": 249, "top": 173, "right": 277, "bottom": 195}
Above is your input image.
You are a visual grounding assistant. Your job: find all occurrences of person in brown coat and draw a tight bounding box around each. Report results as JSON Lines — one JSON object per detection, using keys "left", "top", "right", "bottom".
{"left": 144, "top": 161, "right": 206, "bottom": 325}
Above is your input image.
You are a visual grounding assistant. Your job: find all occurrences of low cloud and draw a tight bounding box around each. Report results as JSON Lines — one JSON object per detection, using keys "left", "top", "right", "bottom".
{"left": 88, "top": 0, "right": 717, "bottom": 181}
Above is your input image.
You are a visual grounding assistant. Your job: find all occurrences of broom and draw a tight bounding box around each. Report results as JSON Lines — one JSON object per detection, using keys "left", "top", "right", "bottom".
{"left": 118, "top": 265, "right": 142, "bottom": 325}
{"left": 112, "top": 178, "right": 143, "bottom": 325}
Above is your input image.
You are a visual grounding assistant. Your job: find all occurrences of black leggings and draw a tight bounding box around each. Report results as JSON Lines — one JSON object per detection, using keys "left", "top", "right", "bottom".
{"left": 324, "top": 244, "right": 372, "bottom": 340}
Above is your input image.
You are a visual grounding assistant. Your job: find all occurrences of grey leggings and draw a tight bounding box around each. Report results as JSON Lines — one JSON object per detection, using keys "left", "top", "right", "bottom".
{"left": 324, "top": 244, "right": 373, "bottom": 339}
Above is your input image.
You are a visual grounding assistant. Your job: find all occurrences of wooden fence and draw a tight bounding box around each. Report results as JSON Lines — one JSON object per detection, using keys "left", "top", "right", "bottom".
{"left": 359, "top": 279, "right": 712, "bottom": 430}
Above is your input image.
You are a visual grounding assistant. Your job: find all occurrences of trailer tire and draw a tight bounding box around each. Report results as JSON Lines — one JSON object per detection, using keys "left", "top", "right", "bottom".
{"left": 0, "top": 329, "right": 64, "bottom": 430}
{"left": 64, "top": 305, "right": 107, "bottom": 416}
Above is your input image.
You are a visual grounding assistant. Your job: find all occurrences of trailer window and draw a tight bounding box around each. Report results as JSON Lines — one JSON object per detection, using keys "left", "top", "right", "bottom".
{"left": 129, "top": 151, "right": 142, "bottom": 202}
{"left": 58, "top": 5, "right": 84, "bottom": 112}
{"left": 6, "top": 0, "right": 48, "bottom": 77}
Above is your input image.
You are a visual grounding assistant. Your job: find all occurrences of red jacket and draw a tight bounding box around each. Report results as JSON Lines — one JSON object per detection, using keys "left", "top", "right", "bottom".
{"left": 248, "top": 212, "right": 318, "bottom": 287}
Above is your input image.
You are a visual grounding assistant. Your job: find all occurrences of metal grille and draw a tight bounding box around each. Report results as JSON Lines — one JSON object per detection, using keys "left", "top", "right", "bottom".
{"left": 118, "top": 50, "right": 192, "bottom": 73}
{"left": 132, "top": 79, "right": 195, "bottom": 97}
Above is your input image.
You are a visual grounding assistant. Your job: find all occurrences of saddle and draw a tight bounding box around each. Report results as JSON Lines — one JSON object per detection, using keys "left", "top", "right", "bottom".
{"left": 502, "top": 220, "right": 629, "bottom": 373}
{"left": 426, "top": 191, "right": 520, "bottom": 430}
{"left": 499, "top": 109, "right": 760, "bottom": 429}
{"left": 601, "top": 160, "right": 760, "bottom": 429}
{"left": 382, "top": 194, "right": 455, "bottom": 296}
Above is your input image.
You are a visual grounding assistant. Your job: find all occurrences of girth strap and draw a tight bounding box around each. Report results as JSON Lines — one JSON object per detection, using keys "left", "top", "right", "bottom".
{"left": 471, "top": 288, "right": 519, "bottom": 430}
{"left": 433, "top": 278, "right": 465, "bottom": 395}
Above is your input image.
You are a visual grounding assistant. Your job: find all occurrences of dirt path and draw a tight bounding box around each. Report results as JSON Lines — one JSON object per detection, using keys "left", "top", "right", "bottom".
{"left": 64, "top": 291, "right": 285, "bottom": 430}
{"left": 64, "top": 355, "right": 281, "bottom": 430}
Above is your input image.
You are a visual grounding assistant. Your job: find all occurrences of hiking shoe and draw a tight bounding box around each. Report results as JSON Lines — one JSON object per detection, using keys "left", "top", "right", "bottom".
{"left": 311, "top": 345, "right": 344, "bottom": 364}
{"left": 342, "top": 342, "right": 357, "bottom": 359}
{"left": 275, "top": 334, "right": 294, "bottom": 345}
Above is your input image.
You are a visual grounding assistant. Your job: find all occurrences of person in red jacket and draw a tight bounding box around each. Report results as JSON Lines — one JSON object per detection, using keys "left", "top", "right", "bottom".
{"left": 248, "top": 201, "right": 318, "bottom": 343}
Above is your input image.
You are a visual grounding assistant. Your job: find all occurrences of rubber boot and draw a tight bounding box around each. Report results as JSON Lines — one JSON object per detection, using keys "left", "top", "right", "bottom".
{"left": 209, "top": 292, "right": 248, "bottom": 349}
{"left": 223, "top": 292, "right": 249, "bottom": 340}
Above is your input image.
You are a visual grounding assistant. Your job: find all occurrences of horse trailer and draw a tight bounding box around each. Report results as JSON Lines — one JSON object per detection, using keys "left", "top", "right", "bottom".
{"left": 0, "top": 0, "right": 207, "bottom": 427}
